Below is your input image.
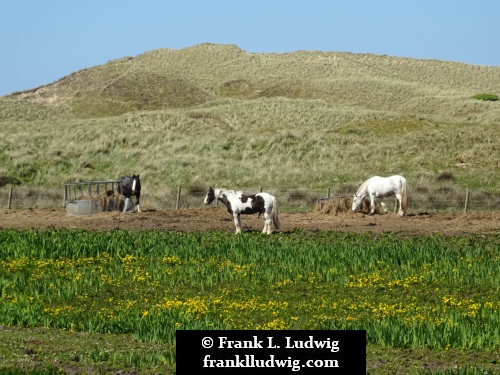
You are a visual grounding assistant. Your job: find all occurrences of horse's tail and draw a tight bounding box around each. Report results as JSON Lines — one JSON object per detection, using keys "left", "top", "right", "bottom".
{"left": 271, "top": 195, "right": 280, "bottom": 230}
{"left": 400, "top": 178, "right": 408, "bottom": 214}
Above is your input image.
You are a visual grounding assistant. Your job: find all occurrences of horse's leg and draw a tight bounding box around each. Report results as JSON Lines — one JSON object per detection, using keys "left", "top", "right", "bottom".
{"left": 262, "top": 212, "right": 271, "bottom": 234}
{"left": 369, "top": 195, "right": 376, "bottom": 215}
{"left": 395, "top": 194, "right": 404, "bottom": 216}
{"left": 233, "top": 213, "right": 242, "bottom": 234}
{"left": 380, "top": 201, "right": 388, "bottom": 214}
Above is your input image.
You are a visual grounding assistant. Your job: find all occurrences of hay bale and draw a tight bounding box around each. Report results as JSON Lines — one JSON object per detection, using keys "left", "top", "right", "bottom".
{"left": 315, "top": 196, "right": 353, "bottom": 215}
{"left": 314, "top": 195, "right": 386, "bottom": 215}
{"left": 99, "top": 190, "right": 124, "bottom": 212}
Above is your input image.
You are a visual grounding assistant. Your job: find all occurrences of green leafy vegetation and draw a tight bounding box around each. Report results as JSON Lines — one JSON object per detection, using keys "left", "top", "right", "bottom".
{"left": 473, "top": 93, "right": 498, "bottom": 101}
{"left": 0, "top": 229, "right": 499, "bottom": 374}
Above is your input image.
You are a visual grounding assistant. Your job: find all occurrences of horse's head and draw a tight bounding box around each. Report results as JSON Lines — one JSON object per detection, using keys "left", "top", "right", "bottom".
{"left": 131, "top": 174, "right": 141, "bottom": 194}
{"left": 352, "top": 193, "right": 363, "bottom": 212}
{"left": 204, "top": 187, "right": 215, "bottom": 205}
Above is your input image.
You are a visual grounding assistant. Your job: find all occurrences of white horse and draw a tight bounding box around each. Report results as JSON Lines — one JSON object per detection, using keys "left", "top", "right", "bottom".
{"left": 203, "top": 187, "right": 280, "bottom": 234}
{"left": 352, "top": 175, "right": 408, "bottom": 216}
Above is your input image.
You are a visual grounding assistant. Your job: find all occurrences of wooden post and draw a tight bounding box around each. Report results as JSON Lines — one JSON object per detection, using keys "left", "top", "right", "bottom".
{"left": 7, "top": 187, "right": 12, "bottom": 209}
{"left": 464, "top": 189, "right": 470, "bottom": 213}
{"left": 326, "top": 187, "right": 330, "bottom": 198}
{"left": 176, "top": 186, "right": 181, "bottom": 210}
{"left": 63, "top": 185, "right": 67, "bottom": 208}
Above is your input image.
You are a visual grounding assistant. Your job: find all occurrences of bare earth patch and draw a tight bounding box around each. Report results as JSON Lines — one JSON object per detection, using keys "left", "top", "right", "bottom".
{"left": 0, "top": 208, "right": 498, "bottom": 235}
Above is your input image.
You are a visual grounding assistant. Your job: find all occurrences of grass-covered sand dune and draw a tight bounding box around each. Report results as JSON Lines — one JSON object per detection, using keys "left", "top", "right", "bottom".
{"left": 1, "top": 43, "right": 499, "bottom": 206}
{"left": 1, "top": 44, "right": 499, "bottom": 375}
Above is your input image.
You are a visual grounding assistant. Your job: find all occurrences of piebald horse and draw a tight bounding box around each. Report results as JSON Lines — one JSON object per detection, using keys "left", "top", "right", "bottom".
{"left": 352, "top": 175, "right": 408, "bottom": 216}
{"left": 204, "top": 187, "right": 280, "bottom": 234}
{"left": 117, "top": 175, "right": 142, "bottom": 212}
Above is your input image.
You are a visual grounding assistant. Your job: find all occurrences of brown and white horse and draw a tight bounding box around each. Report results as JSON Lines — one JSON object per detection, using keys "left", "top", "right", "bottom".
{"left": 204, "top": 187, "right": 280, "bottom": 234}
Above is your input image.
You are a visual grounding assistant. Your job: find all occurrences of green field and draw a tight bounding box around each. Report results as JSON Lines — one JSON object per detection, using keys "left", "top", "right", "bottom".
{"left": 0, "top": 229, "right": 499, "bottom": 374}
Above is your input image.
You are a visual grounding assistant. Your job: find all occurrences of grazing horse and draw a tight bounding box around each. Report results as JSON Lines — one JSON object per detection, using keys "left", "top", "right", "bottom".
{"left": 352, "top": 175, "right": 408, "bottom": 216}
{"left": 204, "top": 187, "right": 280, "bottom": 234}
{"left": 117, "top": 175, "right": 142, "bottom": 212}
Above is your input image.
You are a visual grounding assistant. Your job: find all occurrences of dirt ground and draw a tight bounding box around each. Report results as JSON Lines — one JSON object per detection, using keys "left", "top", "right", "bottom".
{"left": 0, "top": 207, "right": 498, "bottom": 235}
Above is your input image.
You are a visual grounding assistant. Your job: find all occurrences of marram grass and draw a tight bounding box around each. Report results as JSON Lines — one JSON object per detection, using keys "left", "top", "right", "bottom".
{"left": 2, "top": 44, "right": 500, "bottom": 196}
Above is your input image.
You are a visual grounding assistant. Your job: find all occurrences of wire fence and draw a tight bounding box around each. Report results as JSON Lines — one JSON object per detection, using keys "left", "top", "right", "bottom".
{"left": 1, "top": 185, "right": 500, "bottom": 213}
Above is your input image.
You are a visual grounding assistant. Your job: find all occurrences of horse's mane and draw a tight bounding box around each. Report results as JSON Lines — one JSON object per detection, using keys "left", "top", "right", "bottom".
{"left": 215, "top": 188, "right": 243, "bottom": 199}
{"left": 356, "top": 177, "right": 374, "bottom": 196}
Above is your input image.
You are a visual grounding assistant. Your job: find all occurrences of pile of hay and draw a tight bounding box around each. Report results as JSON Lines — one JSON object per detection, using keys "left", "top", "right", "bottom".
{"left": 315, "top": 196, "right": 377, "bottom": 215}
{"left": 97, "top": 191, "right": 125, "bottom": 212}
{"left": 315, "top": 196, "right": 353, "bottom": 215}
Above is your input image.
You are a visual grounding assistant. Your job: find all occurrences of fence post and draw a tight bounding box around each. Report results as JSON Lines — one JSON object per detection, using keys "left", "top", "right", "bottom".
{"left": 464, "top": 189, "right": 470, "bottom": 213}
{"left": 326, "top": 187, "right": 330, "bottom": 198}
{"left": 63, "top": 185, "right": 67, "bottom": 208}
{"left": 7, "top": 187, "right": 12, "bottom": 209}
{"left": 176, "top": 186, "right": 181, "bottom": 210}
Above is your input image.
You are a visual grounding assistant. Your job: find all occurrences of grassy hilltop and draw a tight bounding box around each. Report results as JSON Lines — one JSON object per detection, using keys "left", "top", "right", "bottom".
{"left": 0, "top": 43, "right": 499, "bottom": 206}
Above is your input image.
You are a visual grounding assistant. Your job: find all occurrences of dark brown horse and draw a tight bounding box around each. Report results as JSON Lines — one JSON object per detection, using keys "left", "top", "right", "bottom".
{"left": 117, "top": 175, "right": 142, "bottom": 212}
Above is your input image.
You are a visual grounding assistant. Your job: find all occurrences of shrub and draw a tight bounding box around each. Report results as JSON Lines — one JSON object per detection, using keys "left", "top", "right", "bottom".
{"left": 437, "top": 171, "right": 455, "bottom": 181}
{"left": 473, "top": 93, "right": 498, "bottom": 101}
